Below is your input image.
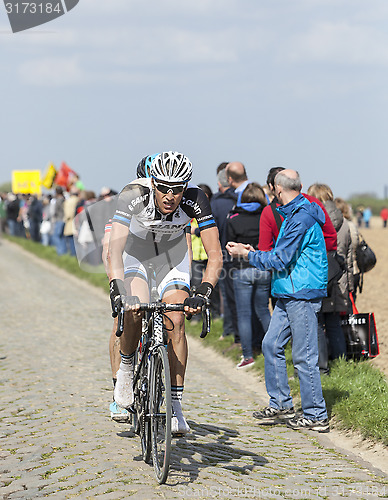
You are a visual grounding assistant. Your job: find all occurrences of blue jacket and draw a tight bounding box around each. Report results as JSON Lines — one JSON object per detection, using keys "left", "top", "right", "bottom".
{"left": 248, "top": 194, "right": 328, "bottom": 300}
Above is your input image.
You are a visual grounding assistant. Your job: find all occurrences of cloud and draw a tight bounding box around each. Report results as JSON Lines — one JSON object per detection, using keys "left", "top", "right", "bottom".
{"left": 285, "top": 22, "right": 388, "bottom": 66}
{"left": 19, "top": 57, "right": 84, "bottom": 85}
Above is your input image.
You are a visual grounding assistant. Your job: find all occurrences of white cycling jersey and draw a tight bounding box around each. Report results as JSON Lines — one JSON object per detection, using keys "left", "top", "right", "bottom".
{"left": 111, "top": 178, "right": 216, "bottom": 296}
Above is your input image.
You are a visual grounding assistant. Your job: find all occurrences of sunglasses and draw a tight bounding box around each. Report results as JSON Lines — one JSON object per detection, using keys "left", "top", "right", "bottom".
{"left": 153, "top": 180, "right": 186, "bottom": 195}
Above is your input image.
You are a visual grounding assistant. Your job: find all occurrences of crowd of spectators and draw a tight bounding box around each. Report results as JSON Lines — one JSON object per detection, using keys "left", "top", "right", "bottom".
{"left": 0, "top": 161, "right": 375, "bottom": 373}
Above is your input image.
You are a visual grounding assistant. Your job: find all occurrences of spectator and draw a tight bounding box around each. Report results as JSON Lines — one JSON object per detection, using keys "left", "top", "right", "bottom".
{"left": 18, "top": 195, "right": 29, "bottom": 238}
{"left": 0, "top": 193, "right": 6, "bottom": 236}
{"left": 355, "top": 206, "right": 364, "bottom": 228}
{"left": 28, "top": 195, "right": 43, "bottom": 243}
{"left": 52, "top": 187, "right": 67, "bottom": 255}
{"left": 258, "top": 168, "right": 338, "bottom": 374}
{"left": 63, "top": 186, "right": 80, "bottom": 256}
{"left": 227, "top": 169, "right": 329, "bottom": 433}
{"left": 226, "top": 183, "right": 271, "bottom": 369}
{"left": 225, "top": 161, "right": 249, "bottom": 202}
{"left": 307, "top": 184, "right": 353, "bottom": 362}
{"left": 6, "top": 193, "right": 23, "bottom": 237}
{"left": 380, "top": 206, "right": 388, "bottom": 228}
{"left": 363, "top": 206, "right": 372, "bottom": 228}
{"left": 40, "top": 196, "right": 52, "bottom": 247}
{"left": 335, "top": 198, "right": 360, "bottom": 300}
{"left": 210, "top": 166, "right": 239, "bottom": 343}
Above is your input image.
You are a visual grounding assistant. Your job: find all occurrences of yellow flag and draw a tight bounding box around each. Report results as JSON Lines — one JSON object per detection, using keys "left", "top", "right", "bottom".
{"left": 41, "top": 163, "right": 57, "bottom": 189}
{"left": 12, "top": 170, "right": 42, "bottom": 195}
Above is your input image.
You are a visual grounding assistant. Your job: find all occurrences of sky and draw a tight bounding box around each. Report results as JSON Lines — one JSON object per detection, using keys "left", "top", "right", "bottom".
{"left": 1, "top": 0, "right": 387, "bottom": 199}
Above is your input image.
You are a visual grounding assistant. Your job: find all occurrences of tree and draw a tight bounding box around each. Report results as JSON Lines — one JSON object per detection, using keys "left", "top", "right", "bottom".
{"left": 0, "top": 181, "right": 12, "bottom": 192}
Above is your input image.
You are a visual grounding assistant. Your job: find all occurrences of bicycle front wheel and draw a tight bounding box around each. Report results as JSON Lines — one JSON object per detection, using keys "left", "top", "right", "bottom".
{"left": 133, "top": 342, "right": 151, "bottom": 463}
{"left": 149, "top": 345, "right": 172, "bottom": 484}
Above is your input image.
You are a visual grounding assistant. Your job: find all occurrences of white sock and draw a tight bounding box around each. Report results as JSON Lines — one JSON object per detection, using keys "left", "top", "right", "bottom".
{"left": 171, "top": 385, "right": 184, "bottom": 416}
{"left": 119, "top": 351, "right": 134, "bottom": 374}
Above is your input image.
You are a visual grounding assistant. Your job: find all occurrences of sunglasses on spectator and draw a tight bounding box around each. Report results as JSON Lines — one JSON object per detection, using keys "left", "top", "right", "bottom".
{"left": 153, "top": 180, "right": 187, "bottom": 195}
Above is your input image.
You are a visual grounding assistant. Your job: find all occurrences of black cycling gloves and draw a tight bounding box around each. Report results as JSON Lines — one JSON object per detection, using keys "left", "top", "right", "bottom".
{"left": 184, "top": 281, "right": 213, "bottom": 310}
{"left": 109, "top": 279, "right": 125, "bottom": 318}
{"left": 110, "top": 279, "right": 142, "bottom": 317}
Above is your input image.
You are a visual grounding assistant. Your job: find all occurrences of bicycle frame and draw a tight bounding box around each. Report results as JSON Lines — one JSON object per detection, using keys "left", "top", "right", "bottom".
{"left": 115, "top": 296, "right": 211, "bottom": 484}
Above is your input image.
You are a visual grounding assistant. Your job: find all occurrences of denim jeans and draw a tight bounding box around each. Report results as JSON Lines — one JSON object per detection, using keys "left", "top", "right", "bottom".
{"left": 318, "top": 312, "right": 347, "bottom": 360}
{"left": 53, "top": 221, "right": 66, "bottom": 255}
{"left": 65, "top": 235, "right": 76, "bottom": 256}
{"left": 233, "top": 267, "right": 271, "bottom": 359}
{"left": 262, "top": 298, "right": 327, "bottom": 421}
{"left": 7, "top": 219, "right": 17, "bottom": 236}
{"left": 317, "top": 324, "right": 329, "bottom": 374}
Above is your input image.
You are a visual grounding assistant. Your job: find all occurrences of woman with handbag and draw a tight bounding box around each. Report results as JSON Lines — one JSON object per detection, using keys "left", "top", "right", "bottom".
{"left": 334, "top": 198, "right": 361, "bottom": 301}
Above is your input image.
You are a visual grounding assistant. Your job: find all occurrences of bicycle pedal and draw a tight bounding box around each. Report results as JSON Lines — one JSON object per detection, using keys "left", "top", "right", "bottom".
{"left": 172, "top": 432, "right": 185, "bottom": 438}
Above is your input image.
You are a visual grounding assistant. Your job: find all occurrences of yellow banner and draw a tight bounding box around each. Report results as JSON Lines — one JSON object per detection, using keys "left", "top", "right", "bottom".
{"left": 12, "top": 170, "right": 42, "bottom": 195}
{"left": 41, "top": 163, "right": 57, "bottom": 189}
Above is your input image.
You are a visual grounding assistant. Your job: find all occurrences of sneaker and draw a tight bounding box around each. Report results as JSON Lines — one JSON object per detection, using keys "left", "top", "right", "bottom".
{"left": 110, "top": 401, "right": 130, "bottom": 422}
{"left": 286, "top": 416, "right": 330, "bottom": 433}
{"left": 236, "top": 357, "right": 254, "bottom": 369}
{"left": 253, "top": 406, "right": 295, "bottom": 424}
{"left": 171, "top": 415, "right": 190, "bottom": 436}
{"left": 114, "top": 368, "right": 133, "bottom": 409}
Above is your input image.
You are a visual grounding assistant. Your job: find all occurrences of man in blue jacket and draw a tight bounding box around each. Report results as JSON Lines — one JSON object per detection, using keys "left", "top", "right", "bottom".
{"left": 226, "top": 169, "right": 329, "bottom": 432}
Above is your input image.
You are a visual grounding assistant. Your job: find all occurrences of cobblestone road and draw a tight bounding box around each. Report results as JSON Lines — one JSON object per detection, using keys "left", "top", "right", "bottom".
{"left": 0, "top": 240, "right": 387, "bottom": 499}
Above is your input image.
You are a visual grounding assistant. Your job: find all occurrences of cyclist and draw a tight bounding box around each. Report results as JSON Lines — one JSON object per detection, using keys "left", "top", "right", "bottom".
{"left": 107, "top": 151, "right": 223, "bottom": 434}
{"left": 103, "top": 154, "right": 158, "bottom": 422}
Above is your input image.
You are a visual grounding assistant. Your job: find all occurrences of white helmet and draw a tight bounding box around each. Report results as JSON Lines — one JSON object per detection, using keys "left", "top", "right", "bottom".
{"left": 150, "top": 151, "right": 192, "bottom": 183}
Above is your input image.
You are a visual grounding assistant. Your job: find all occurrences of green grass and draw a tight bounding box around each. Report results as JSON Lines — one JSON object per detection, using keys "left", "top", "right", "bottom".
{"left": 186, "top": 318, "right": 388, "bottom": 446}
{"left": 6, "top": 235, "right": 388, "bottom": 446}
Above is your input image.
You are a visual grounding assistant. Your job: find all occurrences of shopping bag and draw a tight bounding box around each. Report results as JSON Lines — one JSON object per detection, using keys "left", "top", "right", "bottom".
{"left": 341, "top": 293, "right": 379, "bottom": 359}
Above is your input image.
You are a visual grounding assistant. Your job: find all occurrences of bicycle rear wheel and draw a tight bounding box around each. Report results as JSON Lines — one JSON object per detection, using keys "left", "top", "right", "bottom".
{"left": 149, "top": 345, "right": 172, "bottom": 484}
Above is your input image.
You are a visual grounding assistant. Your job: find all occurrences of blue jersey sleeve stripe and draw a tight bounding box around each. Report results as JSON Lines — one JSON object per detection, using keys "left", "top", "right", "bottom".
{"left": 112, "top": 215, "right": 130, "bottom": 224}
{"left": 198, "top": 219, "right": 215, "bottom": 228}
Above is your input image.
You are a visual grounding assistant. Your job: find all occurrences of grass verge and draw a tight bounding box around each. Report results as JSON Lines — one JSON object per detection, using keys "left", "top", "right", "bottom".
{"left": 6, "top": 235, "right": 388, "bottom": 446}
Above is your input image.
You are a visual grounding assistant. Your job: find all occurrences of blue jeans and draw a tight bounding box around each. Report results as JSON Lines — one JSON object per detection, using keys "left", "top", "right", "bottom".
{"left": 262, "top": 298, "right": 327, "bottom": 421}
{"left": 53, "top": 221, "right": 66, "bottom": 255}
{"left": 65, "top": 235, "right": 76, "bottom": 256}
{"left": 7, "top": 219, "right": 17, "bottom": 236}
{"left": 233, "top": 267, "right": 271, "bottom": 359}
{"left": 318, "top": 312, "right": 347, "bottom": 360}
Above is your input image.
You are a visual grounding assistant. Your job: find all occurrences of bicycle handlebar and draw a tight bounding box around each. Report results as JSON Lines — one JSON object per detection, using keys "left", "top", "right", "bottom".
{"left": 115, "top": 299, "right": 211, "bottom": 338}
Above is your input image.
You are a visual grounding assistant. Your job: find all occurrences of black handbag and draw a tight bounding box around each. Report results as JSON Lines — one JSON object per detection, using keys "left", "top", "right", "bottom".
{"left": 356, "top": 235, "right": 376, "bottom": 273}
{"left": 341, "top": 293, "right": 379, "bottom": 360}
{"left": 355, "top": 234, "right": 376, "bottom": 293}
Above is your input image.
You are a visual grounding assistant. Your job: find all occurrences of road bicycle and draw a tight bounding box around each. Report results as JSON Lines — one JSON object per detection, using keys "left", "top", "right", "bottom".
{"left": 116, "top": 293, "right": 211, "bottom": 484}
